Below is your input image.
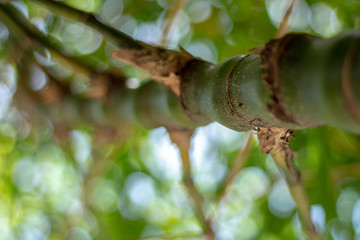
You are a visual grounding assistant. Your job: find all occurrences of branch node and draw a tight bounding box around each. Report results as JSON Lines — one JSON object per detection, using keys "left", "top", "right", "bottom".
{"left": 112, "top": 44, "right": 194, "bottom": 96}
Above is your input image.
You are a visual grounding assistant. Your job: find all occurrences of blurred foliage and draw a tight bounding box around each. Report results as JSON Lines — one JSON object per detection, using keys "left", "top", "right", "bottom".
{"left": 0, "top": 0, "right": 360, "bottom": 239}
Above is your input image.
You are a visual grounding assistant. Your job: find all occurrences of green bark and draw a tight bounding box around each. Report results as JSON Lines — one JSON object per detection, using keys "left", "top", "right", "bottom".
{"left": 3, "top": 0, "right": 360, "bottom": 135}
{"left": 117, "top": 31, "right": 360, "bottom": 134}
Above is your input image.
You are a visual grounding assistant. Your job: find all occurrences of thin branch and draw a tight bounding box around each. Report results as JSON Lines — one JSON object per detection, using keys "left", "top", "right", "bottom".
{"left": 257, "top": 127, "right": 323, "bottom": 240}
{"left": 271, "top": 152, "right": 322, "bottom": 240}
{"left": 29, "top": 0, "right": 141, "bottom": 49}
{"left": 207, "top": 132, "right": 255, "bottom": 233}
{"left": 168, "top": 129, "right": 215, "bottom": 240}
{"left": 161, "top": 0, "right": 188, "bottom": 47}
{"left": 0, "top": 5, "right": 127, "bottom": 102}
{"left": 277, "top": 0, "right": 297, "bottom": 38}
{"left": 216, "top": 132, "right": 255, "bottom": 204}
{"left": 27, "top": 0, "right": 195, "bottom": 96}
{"left": 0, "top": 4, "right": 101, "bottom": 76}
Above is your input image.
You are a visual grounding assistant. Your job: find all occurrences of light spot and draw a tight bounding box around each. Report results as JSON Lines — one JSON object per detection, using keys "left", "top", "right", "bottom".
{"left": 11, "top": 0, "right": 29, "bottom": 19}
{"left": 186, "top": 38, "right": 218, "bottom": 63}
{"left": 265, "top": 0, "right": 310, "bottom": 31}
{"left": 217, "top": 216, "right": 259, "bottom": 240}
{"left": 235, "top": 167, "right": 270, "bottom": 200}
{"left": 34, "top": 49, "right": 54, "bottom": 67}
{"left": 66, "top": 227, "right": 92, "bottom": 240}
{"left": 89, "top": 179, "right": 119, "bottom": 213}
{"left": 145, "top": 127, "right": 181, "bottom": 180}
{"left": 336, "top": 188, "right": 359, "bottom": 223}
{"left": 268, "top": 179, "right": 295, "bottom": 218}
{"left": 310, "top": 3, "right": 342, "bottom": 37}
{"left": 125, "top": 172, "right": 155, "bottom": 208}
{"left": 126, "top": 78, "right": 140, "bottom": 89}
{"left": 352, "top": 199, "right": 360, "bottom": 234}
{"left": 0, "top": 123, "right": 16, "bottom": 155}
{"left": 30, "top": 65, "right": 48, "bottom": 91}
{"left": 135, "top": 22, "right": 163, "bottom": 45}
{"left": 12, "top": 158, "right": 40, "bottom": 192}
{"left": 0, "top": 21, "right": 9, "bottom": 46}
{"left": 187, "top": 1, "right": 212, "bottom": 23}
{"left": 101, "top": 0, "right": 124, "bottom": 24}
{"left": 62, "top": 23, "right": 103, "bottom": 55}
{"left": 70, "top": 130, "right": 92, "bottom": 172}
{"left": 311, "top": 204, "right": 326, "bottom": 234}
{"left": 0, "top": 63, "right": 17, "bottom": 119}
{"left": 65, "top": 0, "right": 98, "bottom": 12}
{"left": 16, "top": 224, "right": 47, "bottom": 240}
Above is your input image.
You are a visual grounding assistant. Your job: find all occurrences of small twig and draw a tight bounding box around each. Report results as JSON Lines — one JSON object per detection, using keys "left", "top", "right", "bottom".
{"left": 276, "top": 0, "right": 297, "bottom": 38}
{"left": 161, "top": 0, "right": 188, "bottom": 47}
{"left": 168, "top": 129, "right": 215, "bottom": 240}
{"left": 216, "top": 131, "right": 255, "bottom": 204}
{"left": 207, "top": 132, "right": 255, "bottom": 233}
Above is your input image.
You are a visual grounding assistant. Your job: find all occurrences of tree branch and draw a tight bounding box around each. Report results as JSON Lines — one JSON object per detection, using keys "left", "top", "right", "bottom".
{"left": 216, "top": 132, "right": 255, "bottom": 204}
{"left": 0, "top": 4, "right": 108, "bottom": 76}
{"left": 168, "top": 129, "right": 215, "bottom": 240}
{"left": 277, "top": 0, "right": 297, "bottom": 38}
{"left": 28, "top": 0, "right": 196, "bottom": 95}
{"left": 30, "top": 0, "right": 141, "bottom": 49}
{"left": 271, "top": 152, "right": 322, "bottom": 240}
{"left": 0, "top": 5, "right": 127, "bottom": 101}
{"left": 161, "top": 0, "right": 188, "bottom": 47}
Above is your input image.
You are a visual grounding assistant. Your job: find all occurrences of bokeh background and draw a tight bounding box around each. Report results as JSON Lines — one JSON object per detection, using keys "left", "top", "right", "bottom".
{"left": 0, "top": 0, "right": 360, "bottom": 239}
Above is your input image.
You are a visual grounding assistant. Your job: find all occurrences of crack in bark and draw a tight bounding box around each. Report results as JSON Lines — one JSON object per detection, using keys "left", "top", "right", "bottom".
{"left": 260, "top": 34, "right": 303, "bottom": 125}
{"left": 226, "top": 55, "right": 251, "bottom": 125}
{"left": 342, "top": 39, "right": 360, "bottom": 124}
